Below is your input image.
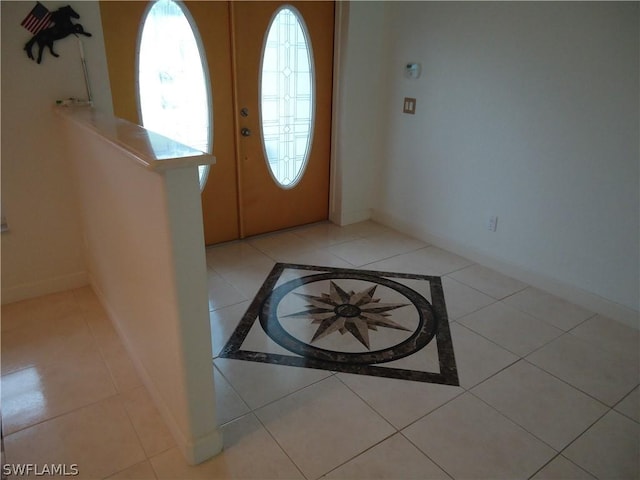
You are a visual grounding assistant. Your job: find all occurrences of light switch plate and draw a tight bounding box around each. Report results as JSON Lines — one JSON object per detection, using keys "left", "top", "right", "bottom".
{"left": 403, "top": 97, "right": 416, "bottom": 114}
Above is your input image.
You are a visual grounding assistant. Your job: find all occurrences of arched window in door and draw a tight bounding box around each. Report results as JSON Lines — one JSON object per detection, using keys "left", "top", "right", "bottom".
{"left": 260, "top": 6, "right": 315, "bottom": 189}
{"left": 137, "top": 0, "right": 212, "bottom": 189}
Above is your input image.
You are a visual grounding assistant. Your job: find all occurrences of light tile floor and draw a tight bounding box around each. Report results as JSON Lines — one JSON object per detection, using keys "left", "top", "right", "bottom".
{"left": 2, "top": 221, "right": 638, "bottom": 479}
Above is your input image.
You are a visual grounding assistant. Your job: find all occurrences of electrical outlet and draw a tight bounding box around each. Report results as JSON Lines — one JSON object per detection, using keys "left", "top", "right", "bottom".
{"left": 487, "top": 215, "right": 498, "bottom": 232}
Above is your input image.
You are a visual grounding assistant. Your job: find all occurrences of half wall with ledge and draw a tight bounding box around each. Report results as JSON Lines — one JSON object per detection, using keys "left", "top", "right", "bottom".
{"left": 56, "top": 105, "right": 221, "bottom": 464}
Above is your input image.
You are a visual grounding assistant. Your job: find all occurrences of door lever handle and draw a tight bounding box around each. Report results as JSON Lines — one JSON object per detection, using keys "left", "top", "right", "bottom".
{"left": 240, "top": 127, "right": 251, "bottom": 137}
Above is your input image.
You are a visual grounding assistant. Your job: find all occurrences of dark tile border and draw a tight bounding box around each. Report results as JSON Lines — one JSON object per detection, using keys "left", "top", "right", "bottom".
{"left": 219, "top": 263, "right": 459, "bottom": 386}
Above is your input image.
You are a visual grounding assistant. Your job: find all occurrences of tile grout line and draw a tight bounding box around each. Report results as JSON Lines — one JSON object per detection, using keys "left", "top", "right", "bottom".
{"left": 249, "top": 405, "right": 317, "bottom": 480}
{"left": 525, "top": 452, "right": 584, "bottom": 480}
{"left": 101, "top": 460, "right": 158, "bottom": 480}
{"left": 396, "top": 429, "right": 457, "bottom": 480}
{"left": 522, "top": 339, "right": 639, "bottom": 408}
{"left": 2, "top": 391, "right": 123, "bottom": 438}
{"left": 452, "top": 310, "right": 563, "bottom": 358}
{"left": 212, "top": 358, "right": 334, "bottom": 426}
{"left": 2, "top": 294, "right": 124, "bottom": 438}
{"left": 467, "top": 387, "right": 607, "bottom": 456}
{"left": 315, "top": 430, "right": 401, "bottom": 479}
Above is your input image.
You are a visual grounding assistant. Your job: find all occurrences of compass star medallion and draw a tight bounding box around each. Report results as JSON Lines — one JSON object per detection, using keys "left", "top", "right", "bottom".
{"left": 285, "top": 281, "right": 410, "bottom": 349}
{"left": 220, "top": 263, "right": 459, "bottom": 386}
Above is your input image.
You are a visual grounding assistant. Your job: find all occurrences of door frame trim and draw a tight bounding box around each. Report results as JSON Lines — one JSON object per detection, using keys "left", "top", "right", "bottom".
{"left": 328, "top": 1, "right": 345, "bottom": 226}
{"left": 330, "top": 1, "right": 369, "bottom": 226}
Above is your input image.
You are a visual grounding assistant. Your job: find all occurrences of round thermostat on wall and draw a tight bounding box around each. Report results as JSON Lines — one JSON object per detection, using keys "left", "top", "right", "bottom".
{"left": 405, "top": 62, "right": 422, "bottom": 79}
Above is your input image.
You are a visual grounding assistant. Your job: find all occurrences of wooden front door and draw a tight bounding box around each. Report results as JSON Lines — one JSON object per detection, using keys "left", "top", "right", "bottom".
{"left": 100, "top": 1, "right": 334, "bottom": 244}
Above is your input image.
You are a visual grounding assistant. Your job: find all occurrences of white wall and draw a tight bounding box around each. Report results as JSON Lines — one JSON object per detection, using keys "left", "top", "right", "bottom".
{"left": 331, "top": 1, "right": 389, "bottom": 225}
{"left": 372, "top": 2, "right": 639, "bottom": 322}
{"left": 1, "top": 1, "right": 112, "bottom": 303}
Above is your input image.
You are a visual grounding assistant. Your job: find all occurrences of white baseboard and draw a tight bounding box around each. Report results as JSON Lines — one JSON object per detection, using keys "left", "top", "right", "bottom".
{"left": 90, "top": 280, "right": 224, "bottom": 464}
{"left": 1, "top": 271, "right": 88, "bottom": 305}
{"left": 182, "top": 429, "right": 225, "bottom": 465}
{"left": 373, "top": 209, "right": 640, "bottom": 330}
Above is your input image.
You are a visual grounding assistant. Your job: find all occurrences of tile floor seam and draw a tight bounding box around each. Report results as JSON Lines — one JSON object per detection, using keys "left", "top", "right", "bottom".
{"left": 397, "top": 430, "right": 457, "bottom": 480}
{"left": 390, "top": 386, "right": 467, "bottom": 434}
{"left": 525, "top": 452, "right": 567, "bottom": 480}
{"left": 332, "top": 373, "right": 405, "bottom": 433}
{"left": 289, "top": 229, "right": 366, "bottom": 248}
{"left": 143, "top": 445, "right": 175, "bottom": 464}
{"left": 615, "top": 410, "right": 640, "bottom": 425}
{"left": 118, "top": 388, "right": 172, "bottom": 460}
{"left": 524, "top": 332, "right": 567, "bottom": 358}
{"left": 612, "top": 390, "right": 640, "bottom": 425}
{"left": 248, "top": 411, "right": 311, "bottom": 480}
{"left": 248, "top": 374, "right": 397, "bottom": 479}
{"left": 455, "top": 307, "right": 566, "bottom": 357}
{"left": 442, "top": 272, "right": 507, "bottom": 300}
{"left": 317, "top": 431, "right": 402, "bottom": 479}
{"left": 0, "top": 318, "right": 99, "bottom": 376}
{"left": 567, "top": 312, "right": 599, "bottom": 332}
{"left": 342, "top": 245, "right": 428, "bottom": 269}
{"left": 466, "top": 388, "right": 607, "bottom": 455}
{"left": 456, "top": 297, "right": 563, "bottom": 331}
{"left": 78, "top": 302, "right": 126, "bottom": 372}
{"left": 495, "top": 287, "right": 529, "bottom": 305}
{"left": 517, "top": 357, "right": 616, "bottom": 412}
{"left": 460, "top": 278, "right": 529, "bottom": 303}
{"left": 1, "top": 312, "right": 123, "bottom": 436}
{"left": 564, "top": 320, "right": 639, "bottom": 360}
{"left": 315, "top": 432, "right": 401, "bottom": 479}
{"left": 445, "top": 297, "right": 501, "bottom": 322}
{"left": 401, "top": 392, "right": 563, "bottom": 479}
{"left": 104, "top": 460, "right": 156, "bottom": 480}
{"left": 560, "top": 406, "right": 615, "bottom": 451}
{"left": 256, "top": 368, "right": 338, "bottom": 410}
{"left": 451, "top": 322, "right": 522, "bottom": 387}
{"left": 212, "top": 358, "right": 337, "bottom": 419}
{"left": 277, "top": 247, "right": 360, "bottom": 267}
{"left": 245, "top": 222, "right": 332, "bottom": 242}
{"left": 208, "top": 297, "right": 248, "bottom": 313}
{"left": 210, "top": 361, "right": 251, "bottom": 428}
{"left": 499, "top": 288, "right": 599, "bottom": 333}
{"left": 147, "top": 454, "right": 164, "bottom": 480}
{"left": 94, "top": 345, "right": 136, "bottom": 395}
{"left": 439, "top": 284, "right": 500, "bottom": 321}
{"left": 321, "top": 251, "right": 360, "bottom": 267}
{"left": 355, "top": 245, "right": 424, "bottom": 267}
{"left": 522, "top": 342, "right": 640, "bottom": 407}
{"left": 552, "top": 410, "right": 621, "bottom": 479}
{"left": 535, "top": 453, "right": 597, "bottom": 480}
{"left": 520, "top": 305, "right": 581, "bottom": 336}
{"left": 1, "top": 391, "right": 123, "bottom": 438}
{"left": 438, "top": 261, "right": 479, "bottom": 278}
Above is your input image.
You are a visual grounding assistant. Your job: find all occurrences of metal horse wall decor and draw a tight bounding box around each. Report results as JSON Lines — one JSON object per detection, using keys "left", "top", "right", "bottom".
{"left": 24, "top": 5, "right": 92, "bottom": 64}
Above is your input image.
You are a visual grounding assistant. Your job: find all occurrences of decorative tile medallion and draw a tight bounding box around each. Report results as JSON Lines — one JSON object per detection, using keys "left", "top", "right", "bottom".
{"left": 219, "top": 263, "right": 459, "bottom": 385}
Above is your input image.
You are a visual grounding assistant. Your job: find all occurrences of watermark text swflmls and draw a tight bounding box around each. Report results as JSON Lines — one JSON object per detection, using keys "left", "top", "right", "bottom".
{"left": 2, "top": 464, "right": 79, "bottom": 476}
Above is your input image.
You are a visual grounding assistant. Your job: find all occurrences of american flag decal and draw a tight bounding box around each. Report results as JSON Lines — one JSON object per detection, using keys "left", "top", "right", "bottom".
{"left": 21, "top": 2, "right": 53, "bottom": 35}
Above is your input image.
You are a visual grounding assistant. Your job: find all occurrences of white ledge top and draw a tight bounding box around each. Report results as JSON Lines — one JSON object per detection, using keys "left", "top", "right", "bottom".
{"left": 56, "top": 105, "right": 216, "bottom": 172}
